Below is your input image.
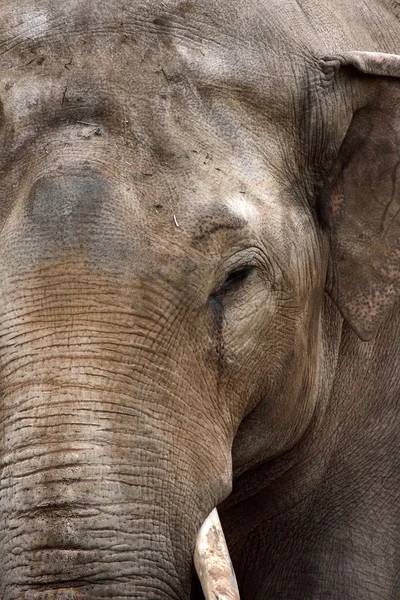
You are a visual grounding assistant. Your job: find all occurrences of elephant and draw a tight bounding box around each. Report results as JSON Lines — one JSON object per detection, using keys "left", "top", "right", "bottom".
{"left": 0, "top": 0, "right": 399, "bottom": 598}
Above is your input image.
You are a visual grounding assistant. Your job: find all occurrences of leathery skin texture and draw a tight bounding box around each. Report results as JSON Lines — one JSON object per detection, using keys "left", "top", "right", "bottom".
{"left": 0, "top": 1, "right": 399, "bottom": 599}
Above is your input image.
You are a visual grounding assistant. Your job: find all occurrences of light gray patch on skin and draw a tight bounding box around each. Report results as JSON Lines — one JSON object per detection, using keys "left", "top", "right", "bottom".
{"left": 8, "top": 6, "right": 50, "bottom": 42}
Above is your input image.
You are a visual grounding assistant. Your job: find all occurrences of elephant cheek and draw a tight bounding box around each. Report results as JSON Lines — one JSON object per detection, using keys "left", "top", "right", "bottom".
{"left": 194, "top": 509, "right": 240, "bottom": 600}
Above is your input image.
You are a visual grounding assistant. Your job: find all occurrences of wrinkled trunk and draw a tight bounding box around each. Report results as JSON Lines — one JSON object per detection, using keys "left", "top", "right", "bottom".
{"left": 1, "top": 387, "right": 206, "bottom": 600}
{"left": 0, "top": 295, "right": 231, "bottom": 600}
{"left": 0, "top": 232, "right": 234, "bottom": 599}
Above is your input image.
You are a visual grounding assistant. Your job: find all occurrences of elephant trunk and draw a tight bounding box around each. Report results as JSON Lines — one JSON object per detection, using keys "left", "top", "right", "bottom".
{"left": 0, "top": 397, "right": 187, "bottom": 599}
{"left": 0, "top": 380, "right": 232, "bottom": 599}
{"left": 0, "top": 262, "right": 234, "bottom": 599}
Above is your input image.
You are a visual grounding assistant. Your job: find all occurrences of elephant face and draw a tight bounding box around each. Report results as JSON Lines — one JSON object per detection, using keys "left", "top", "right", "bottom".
{"left": 0, "top": 1, "right": 399, "bottom": 599}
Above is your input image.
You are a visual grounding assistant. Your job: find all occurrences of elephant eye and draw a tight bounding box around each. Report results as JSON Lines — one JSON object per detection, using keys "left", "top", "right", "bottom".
{"left": 213, "top": 267, "right": 254, "bottom": 296}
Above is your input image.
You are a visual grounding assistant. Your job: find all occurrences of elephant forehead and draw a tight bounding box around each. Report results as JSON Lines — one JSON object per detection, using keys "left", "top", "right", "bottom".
{"left": 0, "top": 0, "right": 303, "bottom": 111}
{"left": 0, "top": 0, "right": 306, "bottom": 192}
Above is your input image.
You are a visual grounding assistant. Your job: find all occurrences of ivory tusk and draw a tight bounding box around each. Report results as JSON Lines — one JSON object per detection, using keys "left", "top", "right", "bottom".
{"left": 194, "top": 508, "right": 241, "bottom": 600}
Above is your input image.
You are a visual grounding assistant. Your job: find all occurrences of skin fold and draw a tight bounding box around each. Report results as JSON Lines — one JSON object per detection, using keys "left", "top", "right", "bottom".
{"left": 0, "top": 0, "right": 398, "bottom": 598}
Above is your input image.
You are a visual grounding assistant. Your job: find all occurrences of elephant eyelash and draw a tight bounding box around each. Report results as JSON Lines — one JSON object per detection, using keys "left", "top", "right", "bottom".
{"left": 208, "top": 267, "right": 253, "bottom": 328}
{"left": 212, "top": 266, "right": 254, "bottom": 296}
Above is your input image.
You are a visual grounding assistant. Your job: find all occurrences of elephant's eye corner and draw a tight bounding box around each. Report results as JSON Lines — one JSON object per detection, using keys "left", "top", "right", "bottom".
{"left": 210, "top": 266, "right": 254, "bottom": 299}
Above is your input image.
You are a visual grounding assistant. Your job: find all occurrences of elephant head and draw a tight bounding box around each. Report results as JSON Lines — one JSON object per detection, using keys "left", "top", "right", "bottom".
{"left": 0, "top": 2, "right": 399, "bottom": 599}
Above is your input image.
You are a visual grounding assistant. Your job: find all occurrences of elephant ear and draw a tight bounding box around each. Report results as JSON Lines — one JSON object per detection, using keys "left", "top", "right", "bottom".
{"left": 320, "top": 52, "right": 400, "bottom": 341}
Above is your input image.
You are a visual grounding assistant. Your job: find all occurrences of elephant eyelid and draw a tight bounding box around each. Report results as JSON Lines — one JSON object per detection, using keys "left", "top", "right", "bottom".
{"left": 212, "top": 266, "right": 254, "bottom": 297}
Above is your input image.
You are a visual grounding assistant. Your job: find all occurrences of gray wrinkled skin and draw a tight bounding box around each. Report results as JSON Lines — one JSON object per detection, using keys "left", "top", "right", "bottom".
{"left": 0, "top": 1, "right": 399, "bottom": 599}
